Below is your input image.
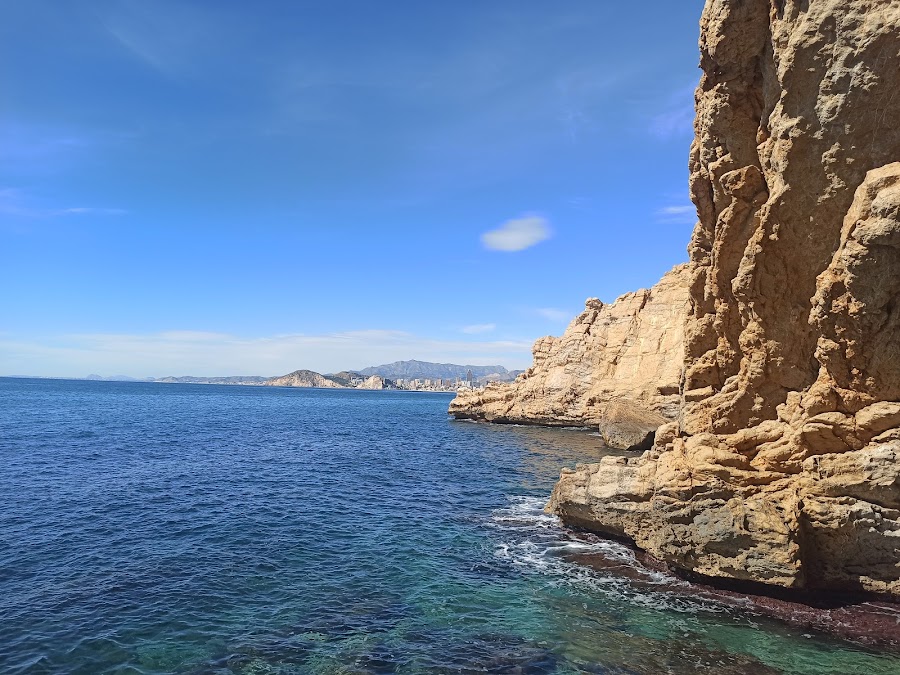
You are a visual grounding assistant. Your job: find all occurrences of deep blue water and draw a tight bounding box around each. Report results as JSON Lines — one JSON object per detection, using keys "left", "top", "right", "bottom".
{"left": 2, "top": 378, "right": 899, "bottom": 674}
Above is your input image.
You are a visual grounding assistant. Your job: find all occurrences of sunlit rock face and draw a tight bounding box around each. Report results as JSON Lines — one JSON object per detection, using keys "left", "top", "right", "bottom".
{"left": 449, "top": 263, "right": 691, "bottom": 450}
{"left": 358, "top": 375, "right": 386, "bottom": 390}
{"left": 550, "top": 0, "right": 900, "bottom": 595}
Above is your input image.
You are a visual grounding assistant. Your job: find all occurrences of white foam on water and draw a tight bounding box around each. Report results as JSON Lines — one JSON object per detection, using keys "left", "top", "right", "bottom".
{"left": 488, "top": 494, "right": 734, "bottom": 616}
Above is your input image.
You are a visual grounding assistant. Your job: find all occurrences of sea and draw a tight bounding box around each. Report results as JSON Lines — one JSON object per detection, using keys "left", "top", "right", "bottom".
{"left": 2, "top": 377, "right": 899, "bottom": 674}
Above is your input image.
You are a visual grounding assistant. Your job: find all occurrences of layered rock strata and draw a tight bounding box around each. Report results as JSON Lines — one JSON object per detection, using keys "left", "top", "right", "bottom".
{"left": 550, "top": 0, "right": 900, "bottom": 595}
{"left": 449, "top": 263, "right": 691, "bottom": 449}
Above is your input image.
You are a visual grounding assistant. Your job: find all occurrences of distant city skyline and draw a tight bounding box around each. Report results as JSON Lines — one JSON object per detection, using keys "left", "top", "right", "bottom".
{"left": 1, "top": 1, "right": 705, "bottom": 377}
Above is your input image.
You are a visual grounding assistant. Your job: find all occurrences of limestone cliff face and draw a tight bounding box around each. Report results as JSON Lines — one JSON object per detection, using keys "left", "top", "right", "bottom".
{"left": 550, "top": 0, "right": 900, "bottom": 595}
{"left": 264, "top": 370, "right": 344, "bottom": 388}
{"left": 449, "top": 263, "right": 691, "bottom": 448}
{"left": 358, "top": 375, "right": 386, "bottom": 390}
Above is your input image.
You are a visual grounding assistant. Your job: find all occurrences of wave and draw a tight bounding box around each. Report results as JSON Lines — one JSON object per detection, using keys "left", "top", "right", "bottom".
{"left": 488, "top": 495, "right": 734, "bottom": 615}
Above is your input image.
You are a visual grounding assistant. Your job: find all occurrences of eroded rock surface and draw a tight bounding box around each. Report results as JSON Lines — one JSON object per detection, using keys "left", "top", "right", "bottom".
{"left": 550, "top": 0, "right": 900, "bottom": 595}
{"left": 449, "top": 264, "right": 690, "bottom": 448}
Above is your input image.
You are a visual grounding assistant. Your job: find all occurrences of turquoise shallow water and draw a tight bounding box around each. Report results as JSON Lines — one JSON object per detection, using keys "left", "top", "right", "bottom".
{"left": 2, "top": 377, "right": 899, "bottom": 674}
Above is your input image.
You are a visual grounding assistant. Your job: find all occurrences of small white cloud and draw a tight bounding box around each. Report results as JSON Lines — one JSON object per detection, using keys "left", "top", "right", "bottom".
{"left": 481, "top": 215, "right": 551, "bottom": 252}
{"left": 535, "top": 308, "right": 571, "bottom": 322}
{"left": 461, "top": 323, "right": 496, "bottom": 334}
{"left": 655, "top": 204, "right": 696, "bottom": 225}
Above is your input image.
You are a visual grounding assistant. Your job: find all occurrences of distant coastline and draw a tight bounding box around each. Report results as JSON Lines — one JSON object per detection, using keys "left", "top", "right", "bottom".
{"left": 2, "top": 359, "right": 523, "bottom": 393}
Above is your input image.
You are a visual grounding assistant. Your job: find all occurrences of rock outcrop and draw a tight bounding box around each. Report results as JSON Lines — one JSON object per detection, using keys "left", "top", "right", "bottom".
{"left": 450, "top": 263, "right": 691, "bottom": 448}
{"left": 264, "top": 370, "right": 344, "bottom": 388}
{"left": 549, "top": 0, "right": 900, "bottom": 595}
{"left": 358, "top": 375, "right": 386, "bottom": 390}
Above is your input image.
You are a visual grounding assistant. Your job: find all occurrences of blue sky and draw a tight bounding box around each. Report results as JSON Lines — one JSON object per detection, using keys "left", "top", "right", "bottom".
{"left": 1, "top": 0, "right": 704, "bottom": 377}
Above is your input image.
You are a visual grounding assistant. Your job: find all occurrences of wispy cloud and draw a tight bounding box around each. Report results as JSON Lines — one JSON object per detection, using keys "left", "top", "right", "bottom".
{"left": 564, "top": 196, "right": 593, "bottom": 211}
{"left": 649, "top": 82, "right": 696, "bottom": 139}
{"left": 534, "top": 307, "right": 572, "bottom": 322}
{"left": 555, "top": 68, "right": 623, "bottom": 143}
{"left": 461, "top": 323, "right": 496, "bottom": 334}
{"left": 0, "top": 188, "right": 126, "bottom": 220}
{"left": 0, "top": 122, "right": 95, "bottom": 175}
{"left": 262, "top": 12, "right": 630, "bottom": 192}
{"left": 0, "top": 329, "right": 534, "bottom": 379}
{"left": 54, "top": 207, "right": 128, "bottom": 216}
{"left": 98, "top": 1, "right": 232, "bottom": 78}
{"left": 481, "top": 215, "right": 551, "bottom": 252}
{"left": 0, "top": 188, "right": 29, "bottom": 217}
{"left": 654, "top": 204, "right": 696, "bottom": 225}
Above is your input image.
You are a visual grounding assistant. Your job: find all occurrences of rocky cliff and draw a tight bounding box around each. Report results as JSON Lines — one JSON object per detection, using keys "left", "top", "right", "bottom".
{"left": 264, "top": 370, "right": 344, "bottom": 388}
{"left": 450, "top": 263, "right": 691, "bottom": 449}
{"left": 549, "top": 0, "right": 900, "bottom": 596}
{"left": 358, "top": 375, "right": 386, "bottom": 390}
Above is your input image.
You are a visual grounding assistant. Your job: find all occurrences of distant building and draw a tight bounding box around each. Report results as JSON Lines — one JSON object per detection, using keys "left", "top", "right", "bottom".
{"left": 466, "top": 369, "right": 473, "bottom": 383}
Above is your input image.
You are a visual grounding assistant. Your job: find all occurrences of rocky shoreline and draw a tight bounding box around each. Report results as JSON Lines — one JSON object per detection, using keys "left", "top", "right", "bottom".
{"left": 449, "top": 263, "right": 690, "bottom": 450}
{"left": 451, "top": 0, "right": 900, "bottom": 603}
{"left": 561, "top": 525, "right": 900, "bottom": 648}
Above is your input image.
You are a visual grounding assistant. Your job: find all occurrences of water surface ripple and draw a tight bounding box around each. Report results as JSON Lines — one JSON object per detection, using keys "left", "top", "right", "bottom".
{"left": 1, "top": 378, "right": 898, "bottom": 674}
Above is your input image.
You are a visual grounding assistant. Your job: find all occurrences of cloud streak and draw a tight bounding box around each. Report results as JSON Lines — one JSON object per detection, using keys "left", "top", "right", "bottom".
{"left": 534, "top": 307, "right": 572, "bottom": 322}
{"left": 655, "top": 204, "right": 696, "bottom": 225}
{"left": 649, "top": 82, "right": 697, "bottom": 139}
{"left": 0, "top": 329, "right": 534, "bottom": 379}
{"left": 53, "top": 207, "right": 128, "bottom": 216}
{"left": 0, "top": 121, "right": 98, "bottom": 177}
{"left": 0, "top": 188, "right": 126, "bottom": 219}
{"left": 98, "top": 0, "right": 229, "bottom": 78}
{"left": 461, "top": 323, "right": 496, "bottom": 334}
{"left": 481, "top": 215, "right": 551, "bottom": 252}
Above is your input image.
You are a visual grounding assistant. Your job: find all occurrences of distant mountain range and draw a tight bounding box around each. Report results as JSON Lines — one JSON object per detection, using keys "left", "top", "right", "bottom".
{"left": 149, "top": 375, "right": 269, "bottom": 385}
{"left": 262, "top": 360, "right": 525, "bottom": 390}
{"left": 71, "top": 361, "right": 522, "bottom": 388}
{"left": 84, "top": 374, "right": 141, "bottom": 382}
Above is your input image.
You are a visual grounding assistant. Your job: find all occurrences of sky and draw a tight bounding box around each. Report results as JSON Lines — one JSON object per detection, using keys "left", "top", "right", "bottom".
{"left": 1, "top": 0, "right": 705, "bottom": 378}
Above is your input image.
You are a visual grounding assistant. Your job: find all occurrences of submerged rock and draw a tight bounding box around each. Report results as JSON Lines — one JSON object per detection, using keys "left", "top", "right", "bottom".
{"left": 449, "top": 263, "right": 691, "bottom": 449}
{"left": 550, "top": 0, "right": 900, "bottom": 596}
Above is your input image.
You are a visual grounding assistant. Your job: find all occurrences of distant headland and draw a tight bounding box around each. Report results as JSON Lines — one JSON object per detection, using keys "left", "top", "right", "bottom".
{"left": 29, "top": 360, "right": 525, "bottom": 393}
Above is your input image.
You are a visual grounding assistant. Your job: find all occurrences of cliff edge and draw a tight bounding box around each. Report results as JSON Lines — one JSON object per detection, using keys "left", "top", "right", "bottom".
{"left": 449, "top": 263, "right": 691, "bottom": 449}
{"left": 549, "top": 0, "right": 900, "bottom": 595}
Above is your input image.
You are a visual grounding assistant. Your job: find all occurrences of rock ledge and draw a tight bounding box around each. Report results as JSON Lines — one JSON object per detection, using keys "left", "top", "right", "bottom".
{"left": 449, "top": 263, "right": 691, "bottom": 449}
